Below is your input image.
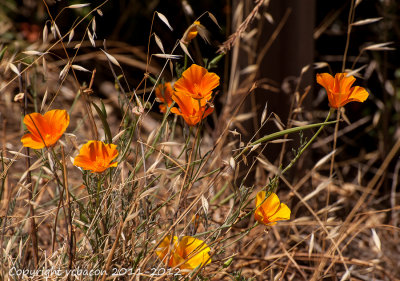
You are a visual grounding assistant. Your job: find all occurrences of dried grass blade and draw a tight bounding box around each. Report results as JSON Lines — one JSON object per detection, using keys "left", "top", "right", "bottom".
{"left": 41, "top": 89, "right": 48, "bottom": 112}
{"left": 313, "top": 150, "right": 336, "bottom": 170}
{"left": 43, "top": 24, "right": 48, "bottom": 42}
{"left": 154, "top": 53, "right": 182, "bottom": 59}
{"left": 101, "top": 49, "right": 121, "bottom": 67}
{"left": 54, "top": 23, "right": 61, "bottom": 39}
{"left": 59, "top": 63, "right": 70, "bottom": 80}
{"left": 201, "top": 195, "right": 209, "bottom": 214}
{"left": 179, "top": 41, "right": 193, "bottom": 62}
{"left": 363, "top": 42, "right": 395, "bottom": 51}
{"left": 371, "top": 229, "right": 381, "bottom": 251}
{"left": 92, "top": 17, "right": 96, "bottom": 34}
{"left": 264, "top": 12, "right": 274, "bottom": 24}
{"left": 9, "top": 63, "right": 20, "bottom": 76}
{"left": 154, "top": 34, "right": 165, "bottom": 53}
{"left": 156, "top": 12, "right": 173, "bottom": 31}
{"left": 351, "top": 17, "right": 383, "bottom": 26}
{"left": 88, "top": 30, "right": 95, "bottom": 47}
{"left": 261, "top": 102, "right": 268, "bottom": 124}
{"left": 345, "top": 64, "right": 367, "bottom": 77}
{"left": 208, "top": 12, "right": 221, "bottom": 29}
{"left": 314, "top": 62, "right": 330, "bottom": 69}
{"left": 67, "top": 3, "right": 90, "bottom": 9}
{"left": 22, "top": 50, "right": 44, "bottom": 56}
{"left": 68, "top": 29, "right": 75, "bottom": 44}
{"left": 72, "top": 64, "right": 90, "bottom": 72}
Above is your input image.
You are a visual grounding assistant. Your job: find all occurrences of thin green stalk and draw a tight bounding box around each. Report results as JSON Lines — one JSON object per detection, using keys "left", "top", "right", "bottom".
{"left": 177, "top": 123, "right": 192, "bottom": 159}
{"left": 281, "top": 109, "right": 334, "bottom": 175}
{"left": 165, "top": 114, "right": 178, "bottom": 168}
{"left": 190, "top": 124, "right": 204, "bottom": 181}
{"left": 210, "top": 181, "right": 229, "bottom": 203}
{"left": 235, "top": 118, "right": 338, "bottom": 160}
{"left": 134, "top": 103, "right": 175, "bottom": 173}
{"left": 326, "top": 109, "right": 341, "bottom": 224}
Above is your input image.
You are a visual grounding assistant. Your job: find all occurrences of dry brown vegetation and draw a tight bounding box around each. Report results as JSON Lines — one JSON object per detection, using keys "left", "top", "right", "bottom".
{"left": 0, "top": 0, "right": 399, "bottom": 280}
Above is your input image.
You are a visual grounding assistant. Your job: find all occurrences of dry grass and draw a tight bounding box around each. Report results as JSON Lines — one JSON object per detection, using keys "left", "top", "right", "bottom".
{"left": 0, "top": 0, "right": 399, "bottom": 280}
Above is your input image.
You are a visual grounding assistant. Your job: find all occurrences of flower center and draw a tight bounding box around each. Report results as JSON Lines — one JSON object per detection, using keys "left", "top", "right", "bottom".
{"left": 43, "top": 133, "right": 54, "bottom": 146}
{"left": 95, "top": 158, "right": 108, "bottom": 169}
{"left": 193, "top": 83, "right": 202, "bottom": 97}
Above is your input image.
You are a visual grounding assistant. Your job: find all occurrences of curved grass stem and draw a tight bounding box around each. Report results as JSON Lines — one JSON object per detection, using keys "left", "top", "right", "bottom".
{"left": 235, "top": 113, "right": 337, "bottom": 161}
{"left": 281, "top": 109, "right": 334, "bottom": 176}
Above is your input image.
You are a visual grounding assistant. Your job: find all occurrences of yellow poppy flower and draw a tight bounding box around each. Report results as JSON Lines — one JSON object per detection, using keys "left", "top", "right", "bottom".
{"left": 254, "top": 191, "right": 291, "bottom": 225}
{"left": 181, "top": 21, "right": 209, "bottom": 45}
{"left": 156, "top": 235, "right": 211, "bottom": 274}
{"left": 182, "top": 21, "right": 200, "bottom": 43}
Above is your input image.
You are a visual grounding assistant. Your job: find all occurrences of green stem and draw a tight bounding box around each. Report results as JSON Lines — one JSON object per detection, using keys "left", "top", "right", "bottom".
{"left": 183, "top": 53, "right": 188, "bottom": 71}
{"left": 210, "top": 181, "right": 229, "bottom": 203}
{"left": 96, "top": 174, "right": 101, "bottom": 209}
{"left": 235, "top": 117, "right": 338, "bottom": 160}
{"left": 280, "top": 109, "right": 334, "bottom": 175}
{"left": 134, "top": 102, "right": 174, "bottom": 173}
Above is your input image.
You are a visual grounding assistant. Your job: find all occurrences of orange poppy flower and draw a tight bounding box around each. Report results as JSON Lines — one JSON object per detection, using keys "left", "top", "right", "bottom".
{"left": 255, "top": 191, "right": 291, "bottom": 226}
{"left": 73, "top": 140, "right": 118, "bottom": 173}
{"left": 21, "top": 109, "right": 70, "bottom": 149}
{"left": 171, "top": 91, "right": 214, "bottom": 126}
{"left": 155, "top": 82, "right": 174, "bottom": 113}
{"left": 316, "top": 73, "right": 369, "bottom": 109}
{"left": 174, "top": 64, "right": 220, "bottom": 100}
{"left": 156, "top": 235, "right": 211, "bottom": 274}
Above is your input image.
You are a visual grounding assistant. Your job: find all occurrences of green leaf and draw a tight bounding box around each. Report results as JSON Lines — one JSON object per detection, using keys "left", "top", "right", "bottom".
{"left": 100, "top": 99, "right": 107, "bottom": 118}
{"left": 92, "top": 102, "right": 112, "bottom": 144}
{"left": 235, "top": 119, "right": 338, "bottom": 160}
{"left": 251, "top": 120, "right": 338, "bottom": 146}
{"left": 147, "top": 75, "right": 157, "bottom": 85}
{"left": 0, "top": 46, "right": 8, "bottom": 63}
{"left": 208, "top": 53, "right": 225, "bottom": 69}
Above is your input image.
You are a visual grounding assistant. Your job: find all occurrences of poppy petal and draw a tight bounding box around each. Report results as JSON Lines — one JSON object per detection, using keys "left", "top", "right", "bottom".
{"left": 200, "top": 72, "right": 220, "bottom": 96}
{"left": 73, "top": 155, "right": 94, "bottom": 170}
{"left": 155, "top": 82, "right": 174, "bottom": 111}
{"left": 44, "top": 109, "right": 70, "bottom": 135}
{"left": 339, "top": 74, "right": 356, "bottom": 94}
{"left": 73, "top": 140, "right": 119, "bottom": 173}
{"left": 21, "top": 133, "right": 46, "bottom": 149}
{"left": 174, "top": 64, "right": 219, "bottom": 100}
{"left": 349, "top": 86, "right": 369, "bottom": 103}
{"left": 177, "top": 236, "right": 211, "bottom": 270}
{"left": 23, "top": 113, "right": 50, "bottom": 140}
{"left": 317, "top": 73, "right": 369, "bottom": 109}
{"left": 106, "top": 144, "right": 119, "bottom": 161}
{"left": 182, "top": 64, "right": 207, "bottom": 85}
{"left": 262, "top": 193, "right": 281, "bottom": 217}
{"left": 316, "top": 73, "right": 334, "bottom": 92}
{"left": 170, "top": 107, "right": 183, "bottom": 116}
{"left": 22, "top": 110, "right": 70, "bottom": 149}
{"left": 269, "top": 203, "right": 291, "bottom": 222}
{"left": 255, "top": 191, "right": 291, "bottom": 225}
{"left": 172, "top": 92, "right": 194, "bottom": 115}
{"left": 182, "top": 115, "right": 199, "bottom": 126}
{"left": 156, "top": 235, "right": 180, "bottom": 268}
